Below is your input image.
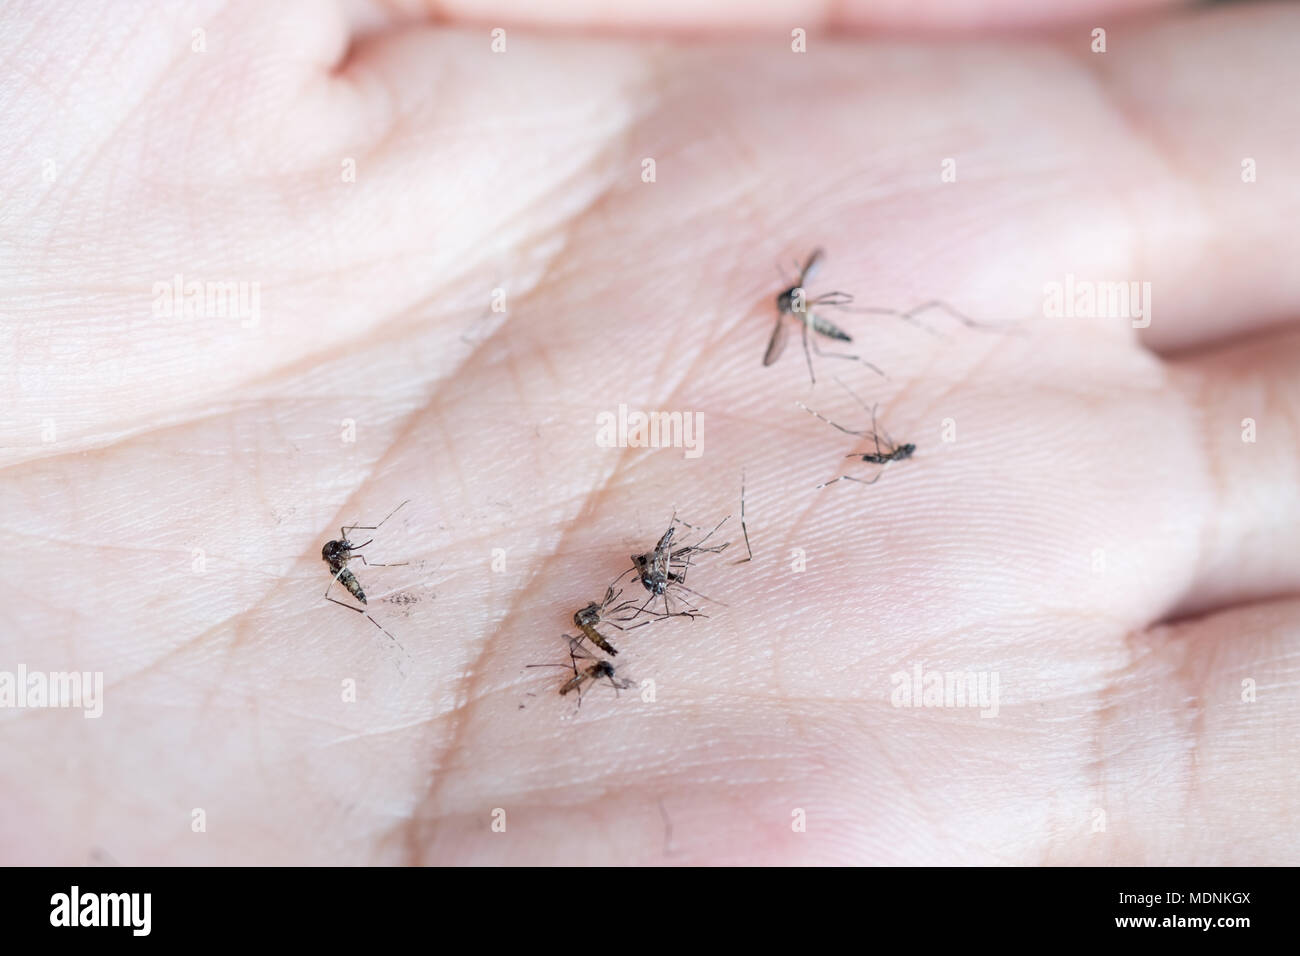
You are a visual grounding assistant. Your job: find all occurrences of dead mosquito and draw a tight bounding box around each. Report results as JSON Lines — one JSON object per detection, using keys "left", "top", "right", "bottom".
{"left": 526, "top": 636, "right": 634, "bottom": 706}
{"left": 572, "top": 582, "right": 691, "bottom": 658}
{"left": 625, "top": 514, "right": 730, "bottom": 617}
{"left": 764, "top": 248, "right": 886, "bottom": 386}
{"left": 766, "top": 248, "right": 1018, "bottom": 385}
{"left": 796, "top": 382, "right": 915, "bottom": 488}
{"left": 321, "top": 499, "right": 411, "bottom": 652}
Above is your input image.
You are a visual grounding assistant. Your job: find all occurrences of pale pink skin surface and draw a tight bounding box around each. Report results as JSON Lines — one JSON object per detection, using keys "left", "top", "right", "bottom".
{"left": 1, "top": 1, "right": 1298, "bottom": 865}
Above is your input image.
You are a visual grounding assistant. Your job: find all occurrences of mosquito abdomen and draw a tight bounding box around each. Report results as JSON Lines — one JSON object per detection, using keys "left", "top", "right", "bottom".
{"left": 340, "top": 568, "right": 367, "bottom": 604}
{"left": 577, "top": 622, "right": 618, "bottom": 656}
{"left": 811, "top": 313, "right": 852, "bottom": 342}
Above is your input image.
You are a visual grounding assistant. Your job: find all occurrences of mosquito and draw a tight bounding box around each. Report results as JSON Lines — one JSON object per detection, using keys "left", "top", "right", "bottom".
{"left": 526, "top": 636, "right": 634, "bottom": 706}
{"left": 796, "top": 382, "right": 915, "bottom": 488}
{"left": 627, "top": 514, "right": 730, "bottom": 617}
{"left": 321, "top": 499, "right": 411, "bottom": 651}
{"left": 764, "top": 248, "right": 885, "bottom": 386}
{"left": 576, "top": 580, "right": 702, "bottom": 656}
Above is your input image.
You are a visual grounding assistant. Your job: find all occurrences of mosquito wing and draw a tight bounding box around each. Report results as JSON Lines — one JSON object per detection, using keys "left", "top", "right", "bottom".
{"left": 762, "top": 313, "right": 789, "bottom": 366}
{"left": 799, "top": 248, "right": 825, "bottom": 285}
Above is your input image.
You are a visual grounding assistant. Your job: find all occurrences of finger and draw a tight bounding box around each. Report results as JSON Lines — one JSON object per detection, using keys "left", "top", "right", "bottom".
{"left": 1090, "top": 4, "right": 1300, "bottom": 353}
{"left": 1163, "top": 325, "right": 1300, "bottom": 619}
{"left": 1057, "top": 596, "right": 1300, "bottom": 865}
{"left": 344, "top": 0, "right": 1185, "bottom": 35}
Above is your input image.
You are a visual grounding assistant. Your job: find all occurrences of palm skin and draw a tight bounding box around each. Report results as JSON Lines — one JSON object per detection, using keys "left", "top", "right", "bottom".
{"left": 1, "top": 1, "right": 1298, "bottom": 865}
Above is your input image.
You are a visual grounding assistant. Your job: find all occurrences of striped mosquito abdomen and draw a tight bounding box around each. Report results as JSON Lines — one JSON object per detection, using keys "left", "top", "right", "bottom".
{"left": 338, "top": 567, "right": 367, "bottom": 604}
{"left": 811, "top": 312, "right": 852, "bottom": 342}
{"left": 559, "top": 673, "right": 587, "bottom": 696}
{"left": 574, "top": 604, "right": 619, "bottom": 656}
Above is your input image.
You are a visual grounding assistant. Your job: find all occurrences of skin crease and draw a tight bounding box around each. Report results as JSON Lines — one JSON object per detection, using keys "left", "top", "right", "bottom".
{"left": 0, "top": 1, "right": 1298, "bottom": 865}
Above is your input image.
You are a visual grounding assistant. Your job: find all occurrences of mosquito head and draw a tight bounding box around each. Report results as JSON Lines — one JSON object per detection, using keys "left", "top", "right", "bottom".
{"left": 776, "top": 286, "right": 797, "bottom": 314}
{"left": 321, "top": 539, "right": 349, "bottom": 569}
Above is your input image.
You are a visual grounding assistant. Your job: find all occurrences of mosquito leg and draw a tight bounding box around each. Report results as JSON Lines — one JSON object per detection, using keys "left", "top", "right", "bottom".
{"left": 831, "top": 377, "right": 877, "bottom": 419}
{"left": 634, "top": 591, "right": 657, "bottom": 619}
{"left": 665, "top": 594, "right": 706, "bottom": 619}
{"left": 739, "top": 472, "right": 753, "bottom": 563}
{"left": 686, "top": 514, "right": 731, "bottom": 552}
{"left": 815, "top": 471, "right": 884, "bottom": 490}
{"left": 325, "top": 594, "right": 367, "bottom": 613}
{"left": 849, "top": 300, "right": 1021, "bottom": 336}
{"left": 339, "top": 499, "right": 411, "bottom": 538}
{"left": 812, "top": 291, "right": 854, "bottom": 307}
{"left": 668, "top": 518, "right": 731, "bottom": 588}
{"left": 528, "top": 638, "right": 583, "bottom": 684}
{"left": 671, "top": 547, "right": 727, "bottom": 590}
{"left": 607, "top": 566, "right": 638, "bottom": 592}
{"left": 800, "top": 316, "right": 817, "bottom": 386}
{"left": 608, "top": 596, "right": 688, "bottom": 624}
{"left": 364, "top": 612, "right": 405, "bottom": 652}
{"left": 796, "top": 401, "right": 868, "bottom": 439}
{"left": 352, "top": 555, "right": 409, "bottom": 568}
{"left": 827, "top": 378, "right": 895, "bottom": 452}
{"left": 808, "top": 332, "right": 886, "bottom": 379}
{"left": 844, "top": 304, "right": 940, "bottom": 336}
{"left": 669, "top": 581, "right": 725, "bottom": 609}
{"left": 906, "top": 300, "right": 997, "bottom": 330}
{"left": 607, "top": 619, "right": 649, "bottom": 632}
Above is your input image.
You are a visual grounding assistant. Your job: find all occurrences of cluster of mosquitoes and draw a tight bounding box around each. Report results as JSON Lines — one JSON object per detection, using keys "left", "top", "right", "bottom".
{"left": 320, "top": 249, "right": 998, "bottom": 705}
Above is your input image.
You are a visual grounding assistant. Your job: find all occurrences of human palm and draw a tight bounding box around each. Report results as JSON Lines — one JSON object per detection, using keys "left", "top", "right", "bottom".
{"left": 3, "top": 1, "right": 1298, "bottom": 864}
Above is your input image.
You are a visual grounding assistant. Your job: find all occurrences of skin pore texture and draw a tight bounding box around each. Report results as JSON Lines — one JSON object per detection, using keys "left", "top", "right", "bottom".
{"left": 1, "top": 1, "right": 1298, "bottom": 864}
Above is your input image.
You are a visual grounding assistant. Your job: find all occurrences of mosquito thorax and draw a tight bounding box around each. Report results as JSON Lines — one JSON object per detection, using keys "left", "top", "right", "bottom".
{"left": 777, "top": 287, "right": 796, "bottom": 313}
{"left": 592, "top": 662, "right": 617, "bottom": 679}
{"left": 574, "top": 604, "right": 598, "bottom": 627}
